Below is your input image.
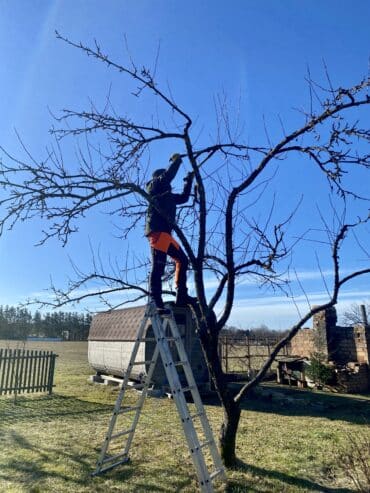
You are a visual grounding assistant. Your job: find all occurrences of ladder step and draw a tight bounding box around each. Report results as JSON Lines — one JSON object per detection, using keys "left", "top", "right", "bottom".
{"left": 199, "top": 439, "right": 214, "bottom": 450}
{"left": 117, "top": 406, "right": 140, "bottom": 415}
{"left": 93, "top": 457, "right": 130, "bottom": 476}
{"left": 181, "top": 411, "right": 205, "bottom": 423}
{"left": 156, "top": 336, "right": 180, "bottom": 343}
{"left": 174, "top": 360, "right": 188, "bottom": 367}
{"left": 178, "top": 385, "right": 195, "bottom": 393}
{"left": 209, "top": 468, "right": 225, "bottom": 481}
{"left": 101, "top": 451, "right": 129, "bottom": 465}
{"left": 130, "top": 361, "right": 153, "bottom": 366}
{"left": 110, "top": 428, "right": 134, "bottom": 440}
{"left": 190, "top": 411, "right": 205, "bottom": 420}
{"left": 128, "top": 383, "right": 146, "bottom": 390}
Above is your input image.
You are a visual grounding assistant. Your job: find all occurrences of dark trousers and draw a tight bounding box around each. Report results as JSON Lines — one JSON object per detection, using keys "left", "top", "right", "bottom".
{"left": 149, "top": 242, "right": 189, "bottom": 308}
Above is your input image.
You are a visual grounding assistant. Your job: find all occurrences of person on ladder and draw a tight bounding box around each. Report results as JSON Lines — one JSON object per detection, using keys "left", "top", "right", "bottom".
{"left": 146, "top": 153, "right": 196, "bottom": 314}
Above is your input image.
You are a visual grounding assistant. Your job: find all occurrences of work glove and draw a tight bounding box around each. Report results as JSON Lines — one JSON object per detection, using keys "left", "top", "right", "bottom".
{"left": 169, "top": 153, "right": 182, "bottom": 164}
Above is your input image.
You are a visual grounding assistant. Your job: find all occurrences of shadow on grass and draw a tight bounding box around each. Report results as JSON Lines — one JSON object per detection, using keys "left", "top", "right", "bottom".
{"left": 1, "top": 428, "right": 192, "bottom": 492}
{"left": 226, "top": 459, "right": 353, "bottom": 493}
{"left": 0, "top": 394, "right": 112, "bottom": 426}
{"left": 0, "top": 429, "right": 95, "bottom": 487}
{"left": 203, "top": 383, "right": 370, "bottom": 425}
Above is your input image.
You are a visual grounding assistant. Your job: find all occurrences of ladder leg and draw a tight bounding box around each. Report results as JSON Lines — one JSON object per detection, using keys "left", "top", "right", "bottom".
{"left": 93, "top": 308, "right": 158, "bottom": 475}
{"left": 167, "top": 317, "right": 226, "bottom": 478}
{"left": 93, "top": 302, "right": 226, "bottom": 491}
{"left": 150, "top": 311, "right": 226, "bottom": 491}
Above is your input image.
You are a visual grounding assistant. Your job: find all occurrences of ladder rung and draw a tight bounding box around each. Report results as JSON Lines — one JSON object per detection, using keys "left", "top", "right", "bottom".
{"left": 181, "top": 411, "right": 205, "bottom": 423}
{"left": 92, "top": 455, "right": 130, "bottom": 476}
{"left": 101, "top": 451, "right": 129, "bottom": 465}
{"left": 199, "top": 439, "right": 214, "bottom": 450}
{"left": 110, "top": 428, "right": 134, "bottom": 440}
{"left": 209, "top": 468, "right": 224, "bottom": 481}
{"left": 128, "top": 383, "right": 146, "bottom": 390}
{"left": 174, "top": 360, "right": 188, "bottom": 367}
{"left": 117, "top": 406, "right": 140, "bottom": 415}
{"left": 178, "top": 385, "right": 195, "bottom": 393}
{"left": 130, "top": 361, "right": 153, "bottom": 366}
{"left": 159, "top": 336, "right": 180, "bottom": 342}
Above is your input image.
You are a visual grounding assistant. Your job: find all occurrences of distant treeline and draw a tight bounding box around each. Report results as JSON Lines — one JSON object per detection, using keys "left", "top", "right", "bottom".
{"left": 0, "top": 305, "right": 92, "bottom": 340}
{"left": 221, "top": 325, "right": 289, "bottom": 340}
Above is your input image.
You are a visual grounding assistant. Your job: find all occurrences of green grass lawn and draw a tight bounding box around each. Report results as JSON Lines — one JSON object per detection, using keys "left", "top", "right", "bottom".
{"left": 0, "top": 340, "right": 369, "bottom": 492}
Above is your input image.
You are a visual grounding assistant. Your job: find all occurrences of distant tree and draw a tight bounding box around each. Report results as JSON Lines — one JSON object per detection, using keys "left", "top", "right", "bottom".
{"left": 342, "top": 302, "right": 370, "bottom": 326}
{"left": 33, "top": 310, "right": 42, "bottom": 336}
{"left": 0, "top": 35, "right": 369, "bottom": 466}
{"left": 0, "top": 305, "right": 91, "bottom": 340}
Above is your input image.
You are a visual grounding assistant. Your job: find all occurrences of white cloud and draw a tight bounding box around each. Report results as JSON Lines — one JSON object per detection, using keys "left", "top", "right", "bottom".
{"left": 226, "top": 290, "right": 370, "bottom": 330}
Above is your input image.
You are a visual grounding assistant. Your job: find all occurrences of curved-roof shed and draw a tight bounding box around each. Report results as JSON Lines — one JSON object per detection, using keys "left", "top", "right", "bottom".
{"left": 88, "top": 305, "right": 210, "bottom": 390}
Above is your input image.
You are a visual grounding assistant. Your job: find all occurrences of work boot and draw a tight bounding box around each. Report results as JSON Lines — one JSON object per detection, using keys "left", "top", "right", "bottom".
{"left": 175, "top": 289, "right": 197, "bottom": 307}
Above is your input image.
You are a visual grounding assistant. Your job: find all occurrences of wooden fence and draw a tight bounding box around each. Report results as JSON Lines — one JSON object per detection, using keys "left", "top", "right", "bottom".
{"left": 219, "top": 336, "right": 291, "bottom": 373}
{"left": 0, "top": 348, "right": 57, "bottom": 396}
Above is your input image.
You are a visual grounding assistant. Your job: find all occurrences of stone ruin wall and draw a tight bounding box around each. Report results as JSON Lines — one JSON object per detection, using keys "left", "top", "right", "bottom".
{"left": 289, "top": 307, "right": 335, "bottom": 359}
{"left": 289, "top": 329, "right": 316, "bottom": 358}
{"left": 288, "top": 306, "right": 370, "bottom": 392}
{"left": 290, "top": 306, "right": 370, "bottom": 364}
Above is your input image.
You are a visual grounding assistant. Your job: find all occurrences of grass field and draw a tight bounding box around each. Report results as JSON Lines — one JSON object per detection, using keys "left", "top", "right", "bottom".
{"left": 0, "top": 340, "right": 369, "bottom": 492}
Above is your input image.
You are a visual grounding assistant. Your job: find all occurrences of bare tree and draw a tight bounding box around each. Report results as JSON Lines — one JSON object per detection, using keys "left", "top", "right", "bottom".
{"left": 342, "top": 302, "right": 370, "bottom": 326}
{"left": 0, "top": 34, "right": 369, "bottom": 466}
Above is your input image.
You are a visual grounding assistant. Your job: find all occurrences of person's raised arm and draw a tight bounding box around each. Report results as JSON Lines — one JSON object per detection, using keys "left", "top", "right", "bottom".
{"left": 162, "top": 153, "right": 183, "bottom": 183}
{"left": 173, "top": 171, "right": 194, "bottom": 204}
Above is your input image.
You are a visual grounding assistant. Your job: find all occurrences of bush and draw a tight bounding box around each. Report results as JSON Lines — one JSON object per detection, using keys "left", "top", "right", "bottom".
{"left": 305, "top": 352, "right": 334, "bottom": 387}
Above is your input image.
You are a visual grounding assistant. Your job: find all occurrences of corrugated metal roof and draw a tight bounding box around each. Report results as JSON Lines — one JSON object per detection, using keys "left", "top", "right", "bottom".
{"left": 89, "top": 305, "right": 147, "bottom": 341}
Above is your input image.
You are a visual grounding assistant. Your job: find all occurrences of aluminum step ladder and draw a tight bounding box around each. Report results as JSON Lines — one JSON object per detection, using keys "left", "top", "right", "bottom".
{"left": 92, "top": 301, "right": 226, "bottom": 492}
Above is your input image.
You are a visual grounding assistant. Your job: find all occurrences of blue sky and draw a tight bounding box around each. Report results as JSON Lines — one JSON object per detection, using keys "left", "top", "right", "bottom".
{"left": 0, "top": 1, "right": 369, "bottom": 329}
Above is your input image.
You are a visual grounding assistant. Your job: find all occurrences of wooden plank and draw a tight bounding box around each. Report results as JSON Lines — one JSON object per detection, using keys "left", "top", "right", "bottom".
{"left": 27, "top": 350, "right": 34, "bottom": 393}
{"left": 18, "top": 350, "right": 26, "bottom": 394}
{"left": 42, "top": 352, "right": 49, "bottom": 392}
{"left": 36, "top": 350, "right": 42, "bottom": 392}
{"left": 23, "top": 350, "right": 30, "bottom": 393}
{"left": 5, "top": 349, "right": 13, "bottom": 395}
{"left": 48, "top": 354, "right": 56, "bottom": 394}
{"left": 41, "top": 352, "right": 48, "bottom": 392}
{"left": 14, "top": 349, "right": 21, "bottom": 397}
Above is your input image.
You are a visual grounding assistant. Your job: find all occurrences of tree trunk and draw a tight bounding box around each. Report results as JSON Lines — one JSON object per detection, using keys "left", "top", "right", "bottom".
{"left": 194, "top": 306, "right": 242, "bottom": 467}
{"left": 219, "top": 401, "right": 241, "bottom": 467}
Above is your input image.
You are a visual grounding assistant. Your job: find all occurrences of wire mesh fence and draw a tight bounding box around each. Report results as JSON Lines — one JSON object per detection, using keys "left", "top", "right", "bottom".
{"left": 219, "top": 336, "right": 290, "bottom": 373}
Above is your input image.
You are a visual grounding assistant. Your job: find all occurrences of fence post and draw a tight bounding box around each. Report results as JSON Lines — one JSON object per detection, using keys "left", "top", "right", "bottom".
{"left": 48, "top": 353, "right": 57, "bottom": 395}
{"left": 246, "top": 336, "right": 251, "bottom": 372}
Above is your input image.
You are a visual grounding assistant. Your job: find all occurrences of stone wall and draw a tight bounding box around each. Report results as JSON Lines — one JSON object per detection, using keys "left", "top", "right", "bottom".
{"left": 335, "top": 363, "right": 370, "bottom": 394}
{"left": 290, "top": 306, "right": 370, "bottom": 364}
{"left": 327, "top": 326, "right": 358, "bottom": 364}
{"left": 289, "top": 329, "right": 316, "bottom": 358}
{"left": 290, "top": 307, "right": 336, "bottom": 358}
{"left": 288, "top": 306, "right": 370, "bottom": 393}
{"left": 353, "top": 324, "right": 370, "bottom": 364}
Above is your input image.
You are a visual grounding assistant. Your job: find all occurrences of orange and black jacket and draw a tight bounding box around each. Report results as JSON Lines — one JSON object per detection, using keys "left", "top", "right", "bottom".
{"left": 145, "top": 160, "right": 192, "bottom": 235}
